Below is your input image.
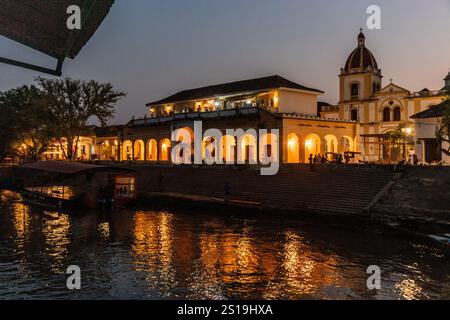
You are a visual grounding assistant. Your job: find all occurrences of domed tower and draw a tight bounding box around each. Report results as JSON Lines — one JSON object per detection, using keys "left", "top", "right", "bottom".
{"left": 339, "top": 30, "right": 382, "bottom": 103}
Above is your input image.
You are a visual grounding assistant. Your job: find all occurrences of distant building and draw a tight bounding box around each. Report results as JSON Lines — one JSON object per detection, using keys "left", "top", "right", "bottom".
{"left": 321, "top": 30, "right": 448, "bottom": 163}
{"left": 411, "top": 101, "right": 450, "bottom": 164}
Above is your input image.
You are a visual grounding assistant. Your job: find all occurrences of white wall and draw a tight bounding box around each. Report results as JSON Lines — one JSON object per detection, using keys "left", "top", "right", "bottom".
{"left": 278, "top": 89, "right": 319, "bottom": 116}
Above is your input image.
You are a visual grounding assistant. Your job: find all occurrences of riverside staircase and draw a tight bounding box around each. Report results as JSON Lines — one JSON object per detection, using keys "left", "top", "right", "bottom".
{"left": 134, "top": 164, "right": 396, "bottom": 215}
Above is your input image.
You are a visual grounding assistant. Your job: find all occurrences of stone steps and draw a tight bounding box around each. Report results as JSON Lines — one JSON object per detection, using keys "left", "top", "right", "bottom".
{"left": 135, "top": 165, "right": 395, "bottom": 215}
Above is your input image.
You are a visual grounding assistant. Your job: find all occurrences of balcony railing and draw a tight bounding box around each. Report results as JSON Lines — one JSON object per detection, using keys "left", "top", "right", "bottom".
{"left": 128, "top": 107, "right": 260, "bottom": 127}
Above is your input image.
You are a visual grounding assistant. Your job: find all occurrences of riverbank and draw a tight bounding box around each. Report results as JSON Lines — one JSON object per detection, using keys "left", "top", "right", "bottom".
{"left": 2, "top": 163, "right": 449, "bottom": 223}
{"left": 1, "top": 188, "right": 448, "bottom": 299}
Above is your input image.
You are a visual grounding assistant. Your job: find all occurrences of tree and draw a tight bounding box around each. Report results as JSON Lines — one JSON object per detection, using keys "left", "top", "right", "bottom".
{"left": 0, "top": 85, "right": 54, "bottom": 160}
{"left": 436, "top": 98, "right": 450, "bottom": 156}
{"left": 36, "top": 78, "right": 126, "bottom": 160}
{"left": 0, "top": 89, "right": 20, "bottom": 158}
{"left": 385, "top": 121, "right": 414, "bottom": 162}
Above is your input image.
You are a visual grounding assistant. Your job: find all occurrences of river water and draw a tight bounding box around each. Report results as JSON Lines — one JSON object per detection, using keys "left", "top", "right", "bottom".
{"left": 0, "top": 190, "right": 448, "bottom": 300}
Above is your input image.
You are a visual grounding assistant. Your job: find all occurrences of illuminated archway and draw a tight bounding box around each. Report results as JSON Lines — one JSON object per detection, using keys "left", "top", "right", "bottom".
{"left": 160, "top": 138, "right": 171, "bottom": 162}
{"left": 147, "top": 139, "right": 158, "bottom": 161}
{"left": 238, "top": 133, "right": 258, "bottom": 163}
{"left": 287, "top": 133, "right": 300, "bottom": 163}
{"left": 259, "top": 132, "right": 279, "bottom": 163}
{"left": 173, "top": 127, "right": 194, "bottom": 163}
{"left": 221, "top": 135, "right": 236, "bottom": 163}
{"left": 324, "top": 135, "right": 338, "bottom": 154}
{"left": 122, "top": 140, "right": 133, "bottom": 161}
{"left": 134, "top": 140, "right": 145, "bottom": 161}
{"left": 304, "top": 134, "right": 321, "bottom": 162}
{"left": 341, "top": 136, "right": 354, "bottom": 152}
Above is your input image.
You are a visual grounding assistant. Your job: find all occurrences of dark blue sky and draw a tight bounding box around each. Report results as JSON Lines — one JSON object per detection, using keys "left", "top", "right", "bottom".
{"left": 1, "top": 0, "right": 450, "bottom": 124}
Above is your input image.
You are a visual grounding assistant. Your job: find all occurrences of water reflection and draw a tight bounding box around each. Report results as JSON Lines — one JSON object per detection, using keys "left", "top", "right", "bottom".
{"left": 0, "top": 190, "right": 449, "bottom": 300}
{"left": 41, "top": 211, "right": 71, "bottom": 272}
{"left": 132, "top": 212, "right": 177, "bottom": 296}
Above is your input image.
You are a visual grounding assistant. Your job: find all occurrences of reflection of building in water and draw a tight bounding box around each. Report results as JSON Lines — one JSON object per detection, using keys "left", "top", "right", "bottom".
{"left": 41, "top": 212, "right": 71, "bottom": 272}
{"left": 262, "top": 231, "right": 350, "bottom": 299}
{"left": 12, "top": 202, "right": 31, "bottom": 251}
{"left": 132, "top": 212, "right": 176, "bottom": 292}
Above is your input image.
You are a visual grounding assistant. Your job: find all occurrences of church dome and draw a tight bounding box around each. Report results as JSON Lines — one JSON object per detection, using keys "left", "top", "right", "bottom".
{"left": 344, "top": 30, "right": 379, "bottom": 73}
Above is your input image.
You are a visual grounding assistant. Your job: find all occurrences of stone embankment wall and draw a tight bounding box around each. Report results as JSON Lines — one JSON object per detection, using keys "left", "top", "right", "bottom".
{"left": 373, "top": 166, "right": 450, "bottom": 221}
{"left": 122, "top": 164, "right": 395, "bottom": 215}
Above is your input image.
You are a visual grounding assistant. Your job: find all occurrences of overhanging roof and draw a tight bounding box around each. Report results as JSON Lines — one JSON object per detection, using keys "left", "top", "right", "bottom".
{"left": 411, "top": 100, "right": 449, "bottom": 119}
{"left": 146, "top": 75, "right": 324, "bottom": 106}
{"left": 0, "top": 0, "right": 114, "bottom": 75}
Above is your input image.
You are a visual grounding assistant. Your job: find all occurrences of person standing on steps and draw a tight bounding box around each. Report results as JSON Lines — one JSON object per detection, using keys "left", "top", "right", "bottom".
{"left": 309, "top": 154, "right": 315, "bottom": 172}
{"left": 224, "top": 182, "right": 230, "bottom": 202}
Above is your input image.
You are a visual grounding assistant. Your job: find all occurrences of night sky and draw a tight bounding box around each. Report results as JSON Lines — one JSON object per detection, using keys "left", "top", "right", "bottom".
{"left": 1, "top": 0, "right": 450, "bottom": 124}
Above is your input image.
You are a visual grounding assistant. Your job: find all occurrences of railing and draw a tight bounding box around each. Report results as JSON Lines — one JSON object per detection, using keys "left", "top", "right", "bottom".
{"left": 128, "top": 107, "right": 260, "bottom": 127}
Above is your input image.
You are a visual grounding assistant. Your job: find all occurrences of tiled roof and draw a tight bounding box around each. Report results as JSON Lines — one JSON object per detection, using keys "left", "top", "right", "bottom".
{"left": 411, "top": 100, "right": 449, "bottom": 119}
{"left": 146, "top": 75, "right": 324, "bottom": 106}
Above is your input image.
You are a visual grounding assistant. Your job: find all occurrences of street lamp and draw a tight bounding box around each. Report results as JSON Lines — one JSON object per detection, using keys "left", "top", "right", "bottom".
{"left": 401, "top": 127, "right": 414, "bottom": 162}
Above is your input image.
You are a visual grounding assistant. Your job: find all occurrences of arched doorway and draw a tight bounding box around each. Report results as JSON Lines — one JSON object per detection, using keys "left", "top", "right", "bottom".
{"left": 147, "top": 139, "right": 158, "bottom": 161}
{"left": 221, "top": 135, "right": 236, "bottom": 163}
{"left": 160, "top": 138, "right": 171, "bottom": 162}
{"left": 134, "top": 140, "right": 145, "bottom": 161}
{"left": 287, "top": 133, "right": 300, "bottom": 163}
{"left": 173, "top": 127, "right": 194, "bottom": 163}
{"left": 324, "top": 135, "right": 338, "bottom": 154}
{"left": 304, "top": 134, "right": 321, "bottom": 162}
{"left": 341, "top": 136, "right": 354, "bottom": 152}
{"left": 122, "top": 140, "right": 133, "bottom": 161}
{"left": 238, "top": 133, "right": 258, "bottom": 164}
{"left": 202, "top": 136, "right": 218, "bottom": 162}
{"left": 260, "top": 132, "right": 278, "bottom": 163}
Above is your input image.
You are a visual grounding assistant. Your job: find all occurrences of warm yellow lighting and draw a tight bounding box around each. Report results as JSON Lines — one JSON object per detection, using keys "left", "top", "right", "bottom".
{"left": 274, "top": 95, "right": 279, "bottom": 105}
{"left": 246, "top": 100, "right": 252, "bottom": 105}
{"left": 406, "top": 128, "right": 413, "bottom": 135}
{"left": 288, "top": 139, "right": 295, "bottom": 148}
{"left": 162, "top": 142, "right": 169, "bottom": 150}
{"left": 305, "top": 139, "right": 313, "bottom": 149}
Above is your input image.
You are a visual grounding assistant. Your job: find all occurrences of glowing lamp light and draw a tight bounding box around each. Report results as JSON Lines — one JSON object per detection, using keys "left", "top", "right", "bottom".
{"left": 274, "top": 95, "right": 279, "bottom": 104}
{"left": 246, "top": 100, "right": 252, "bottom": 105}
{"left": 305, "top": 139, "right": 313, "bottom": 149}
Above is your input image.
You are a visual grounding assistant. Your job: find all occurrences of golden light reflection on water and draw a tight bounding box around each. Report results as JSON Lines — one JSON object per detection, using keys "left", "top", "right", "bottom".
{"left": 129, "top": 213, "right": 352, "bottom": 299}
{"left": 395, "top": 278, "right": 425, "bottom": 300}
{"left": 1, "top": 192, "right": 447, "bottom": 300}
{"left": 98, "top": 222, "right": 111, "bottom": 240}
{"left": 132, "top": 211, "right": 177, "bottom": 294}
{"left": 41, "top": 211, "right": 71, "bottom": 272}
{"left": 12, "top": 202, "right": 31, "bottom": 250}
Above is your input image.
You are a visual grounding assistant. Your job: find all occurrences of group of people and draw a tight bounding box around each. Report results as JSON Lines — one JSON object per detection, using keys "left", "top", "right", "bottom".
{"left": 308, "top": 153, "right": 346, "bottom": 165}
